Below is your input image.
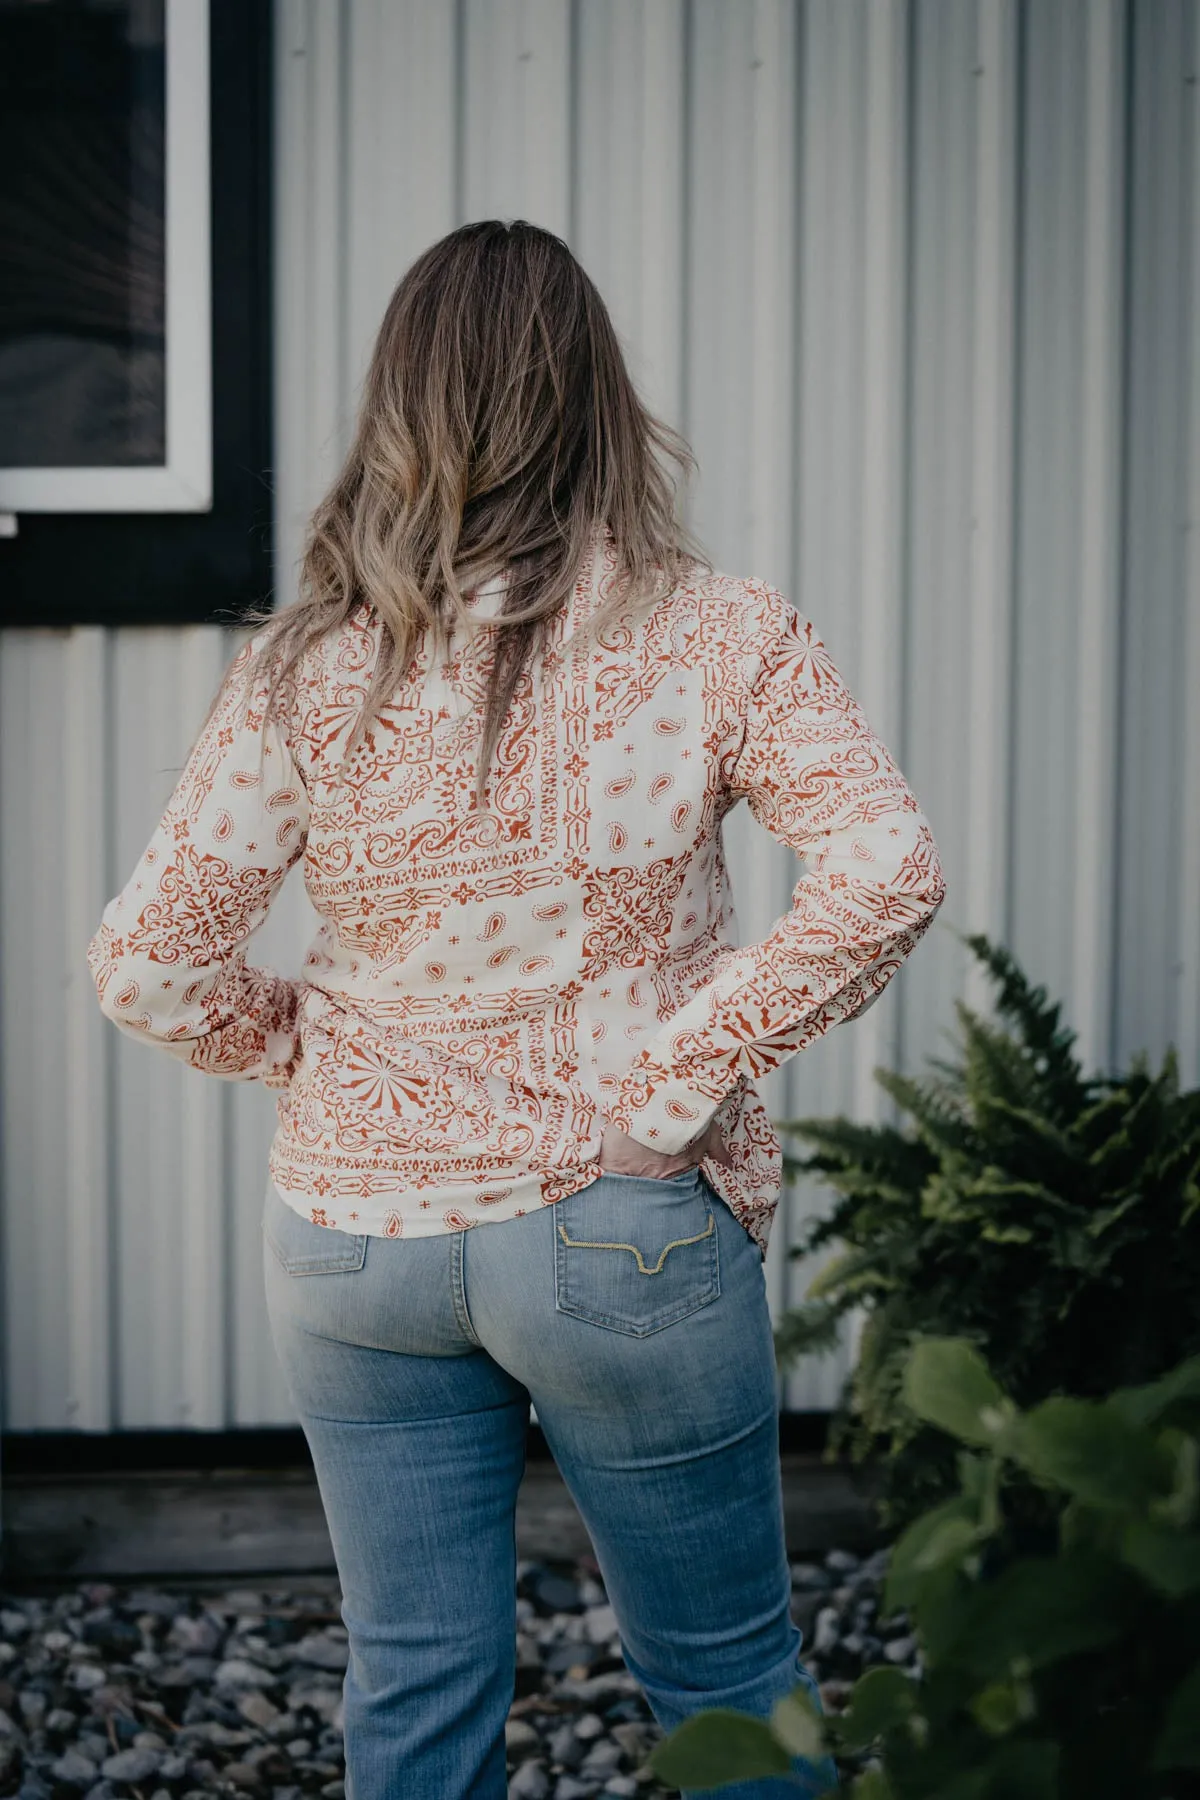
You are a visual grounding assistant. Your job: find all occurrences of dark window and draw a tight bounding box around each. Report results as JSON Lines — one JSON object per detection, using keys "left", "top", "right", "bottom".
{"left": 0, "top": 0, "right": 167, "bottom": 469}
{"left": 0, "top": 0, "right": 272, "bottom": 628}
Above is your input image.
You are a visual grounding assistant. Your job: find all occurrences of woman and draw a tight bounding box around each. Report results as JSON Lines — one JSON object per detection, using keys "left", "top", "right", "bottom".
{"left": 88, "top": 220, "right": 946, "bottom": 1799}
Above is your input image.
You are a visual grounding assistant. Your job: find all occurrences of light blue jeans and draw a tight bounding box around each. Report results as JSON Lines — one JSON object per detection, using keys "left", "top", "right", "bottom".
{"left": 263, "top": 1166, "right": 838, "bottom": 1800}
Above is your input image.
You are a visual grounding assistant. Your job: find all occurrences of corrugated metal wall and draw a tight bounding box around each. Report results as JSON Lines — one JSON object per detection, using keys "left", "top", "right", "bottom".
{"left": 3, "top": 0, "right": 1197, "bottom": 1431}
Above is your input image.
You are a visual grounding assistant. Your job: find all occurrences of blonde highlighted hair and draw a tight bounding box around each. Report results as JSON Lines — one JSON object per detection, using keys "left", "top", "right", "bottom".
{"left": 223, "top": 219, "right": 710, "bottom": 803}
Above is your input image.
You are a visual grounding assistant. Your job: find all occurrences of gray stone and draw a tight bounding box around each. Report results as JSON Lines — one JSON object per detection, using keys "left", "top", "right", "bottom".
{"left": 581, "top": 1605, "right": 618, "bottom": 1646}
{"left": 286, "top": 1681, "right": 341, "bottom": 1725}
{"left": 167, "top": 1614, "right": 224, "bottom": 1656}
{"left": 221, "top": 1763, "right": 262, "bottom": 1789}
{"left": 547, "top": 1724, "right": 583, "bottom": 1769}
{"left": 529, "top": 1572, "right": 583, "bottom": 1614}
{"left": 157, "top": 1755, "right": 190, "bottom": 1781}
{"left": 790, "top": 1563, "right": 829, "bottom": 1590}
{"left": 609, "top": 1723, "right": 651, "bottom": 1760}
{"left": 238, "top": 1691, "right": 283, "bottom": 1730}
{"left": 0, "top": 1610, "right": 30, "bottom": 1639}
{"left": 812, "top": 1607, "right": 841, "bottom": 1655}
{"left": 580, "top": 1740, "right": 622, "bottom": 1775}
{"left": 290, "top": 1634, "right": 349, "bottom": 1673}
{"left": 553, "top": 1778, "right": 599, "bottom": 1799}
{"left": 573, "top": 1715, "right": 604, "bottom": 1743}
{"left": 883, "top": 1634, "right": 918, "bottom": 1665}
{"left": 68, "top": 1666, "right": 107, "bottom": 1693}
{"left": 504, "top": 1719, "right": 539, "bottom": 1755}
{"left": 215, "top": 1658, "right": 277, "bottom": 1691}
{"left": 100, "top": 1748, "right": 163, "bottom": 1784}
{"left": 508, "top": 1763, "right": 551, "bottom": 1800}
{"left": 600, "top": 1781, "right": 638, "bottom": 1797}
{"left": 551, "top": 1672, "right": 639, "bottom": 1705}
{"left": 50, "top": 1750, "right": 97, "bottom": 1786}
{"left": 45, "top": 1708, "right": 78, "bottom": 1735}
{"left": 319, "top": 1785, "right": 345, "bottom": 1800}
{"left": 825, "top": 1549, "right": 860, "bottom": 1575}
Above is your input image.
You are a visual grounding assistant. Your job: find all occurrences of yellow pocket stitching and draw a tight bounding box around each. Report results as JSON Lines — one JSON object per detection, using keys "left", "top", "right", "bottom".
{"left": 556, "top": 1210, "right": 715, "bottom": 1276}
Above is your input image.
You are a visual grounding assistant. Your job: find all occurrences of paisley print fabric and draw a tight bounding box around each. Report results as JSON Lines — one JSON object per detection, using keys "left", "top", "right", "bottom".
{"left": 86, "top": 524, "right": 947, "bottom": 1257}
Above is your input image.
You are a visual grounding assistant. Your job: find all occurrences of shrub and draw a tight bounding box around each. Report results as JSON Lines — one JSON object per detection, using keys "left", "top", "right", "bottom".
{"left": 772, "top": 932, "right": 1200, "bottom": 1531}
{"left": 649, "top": 1338, "right": 1200, "bottom": 1799}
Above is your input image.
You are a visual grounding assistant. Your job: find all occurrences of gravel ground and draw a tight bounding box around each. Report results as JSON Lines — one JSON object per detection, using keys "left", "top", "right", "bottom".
{"left": 0, "top": 1548, "right": 914, "bottom": 1799}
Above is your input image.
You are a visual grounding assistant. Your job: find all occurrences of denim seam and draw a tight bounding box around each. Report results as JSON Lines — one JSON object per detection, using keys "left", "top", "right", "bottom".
{"left": 555, "top": 1210, "right": 715, "bottom": 1275}
{"left": 450, "top": 1229, "right": 483, "bottom": 1349}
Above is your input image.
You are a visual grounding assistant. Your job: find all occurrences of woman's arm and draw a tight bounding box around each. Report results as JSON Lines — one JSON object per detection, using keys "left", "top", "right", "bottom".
{"left": 601, "top": 595, "right": 948, "bottom": 1153}
{"left": 86, "top": 628, "right": 311, "bottom": 1089}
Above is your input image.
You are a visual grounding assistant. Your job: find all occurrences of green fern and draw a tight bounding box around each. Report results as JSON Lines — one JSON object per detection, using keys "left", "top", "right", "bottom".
{"left": 773, "top": 931, "right": 1200, "bottom": 1531}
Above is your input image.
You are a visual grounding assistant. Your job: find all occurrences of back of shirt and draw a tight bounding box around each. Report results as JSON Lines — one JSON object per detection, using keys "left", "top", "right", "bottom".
{"left": 87, "top": 524, "right": 947, "bottom": 1255}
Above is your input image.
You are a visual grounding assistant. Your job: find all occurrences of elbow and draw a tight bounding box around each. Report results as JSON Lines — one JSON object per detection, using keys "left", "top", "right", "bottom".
{"left": 884, "top": 819, "right": 947, "bottom": 939}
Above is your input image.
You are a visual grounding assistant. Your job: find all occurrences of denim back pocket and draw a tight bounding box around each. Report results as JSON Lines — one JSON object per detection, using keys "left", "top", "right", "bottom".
{"left": 553, "top": 1168, "right": 720, "bottom": 1336}
{"left": 263, "top": 1185, "right": 369, "bottom": 1276}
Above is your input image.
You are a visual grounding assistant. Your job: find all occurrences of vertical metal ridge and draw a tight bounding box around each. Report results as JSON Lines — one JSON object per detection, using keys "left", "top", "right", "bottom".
{"left": 851, "top": 0, "right": 909, "bottom": 1132}
{"left": 962, "top": 0, "right": 1020, "bottom": 1020}
{"left": 62, "top": 630, "right": 113, "bottom": 1431}
{"left": 1071, "top": 0, "right": 1127, "bottom": 1075}
{"left": 1180, "top": 0, "right": 1200, "bottom": 1088}
{"left": 173, "top": 630, "right": 230, "bottom": 1430}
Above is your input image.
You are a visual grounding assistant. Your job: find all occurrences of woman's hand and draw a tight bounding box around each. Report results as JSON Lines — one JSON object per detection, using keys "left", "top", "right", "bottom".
{"left": 598, "top": 1116, "right": 734, "bottom": 1179}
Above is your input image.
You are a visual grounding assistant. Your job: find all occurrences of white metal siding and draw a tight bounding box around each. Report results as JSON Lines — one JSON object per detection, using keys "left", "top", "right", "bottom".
{"left": 3, "top": 0, "right": 1197, "bottom": 1430}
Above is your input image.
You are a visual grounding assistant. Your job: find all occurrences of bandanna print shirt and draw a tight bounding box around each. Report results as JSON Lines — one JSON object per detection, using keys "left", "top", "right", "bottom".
{"left": 86, "top": 528, "right": 947, "bottom": 1257}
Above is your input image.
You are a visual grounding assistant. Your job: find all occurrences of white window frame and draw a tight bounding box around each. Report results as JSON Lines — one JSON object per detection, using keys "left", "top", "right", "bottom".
{"left": 0, "top": 0, "right": 211, "bottom": 514}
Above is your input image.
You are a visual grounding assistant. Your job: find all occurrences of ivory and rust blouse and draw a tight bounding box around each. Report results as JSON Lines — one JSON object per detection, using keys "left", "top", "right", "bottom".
{"left": 87, "top": 525, "right": 947, "bottom": 1256}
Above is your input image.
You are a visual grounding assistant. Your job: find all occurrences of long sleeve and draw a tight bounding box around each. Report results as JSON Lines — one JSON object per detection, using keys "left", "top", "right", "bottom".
{"left": 86, "top": 627, "right": 310, "bottom": 1088}
{"left": 601, "top": 598, "right": 948, "bottom": 1153}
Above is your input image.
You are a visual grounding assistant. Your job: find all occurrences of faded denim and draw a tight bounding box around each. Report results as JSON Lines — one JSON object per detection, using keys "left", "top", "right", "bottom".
{"left": 263, "top": 1167, "right": 839, "bottom": 1800}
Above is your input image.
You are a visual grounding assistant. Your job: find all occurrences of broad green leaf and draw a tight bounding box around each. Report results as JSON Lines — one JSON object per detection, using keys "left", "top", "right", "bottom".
{"left": 1014, "top": 1398, "right": 1172, "bottom": 1508}
{"left": 1152, "top": 1431, "right": 1200, "bottom": 1529}
{"left": 849, "top": 1771, "right": 894, "bottom": 1800}
{"left": 905, "top": 1560, "right": 973, "bottom": 1669}
{"left": 770, "top": 1686, "right": 826, "bottom": 1759}
{"left": 885, "top": 1497, "right": 978, "bottom": 1613}
{"left": 834, "top": 1666, "right": 917, "bottom": 1751}
{"left": 1119, "top": 1520, "right": 1200, "bottom": 1597}
{"left": 1152, "top": 1663, "right": 1200, "bottom": 1771}
{"left": 944, "top": 1552, "right": 1135, "bottom": 1682}
{"left": 912, "top": 1514, "right": 980, "bottom": 1572}
{"left": 1109, "top": 1355, "right": 1200, "bottom": 1430}
{"left": 647, "top": 1710, "right": 792, "bottom": 1787}
{"left": 903, "top": 1339, "right": 1013, "bottom": 1447}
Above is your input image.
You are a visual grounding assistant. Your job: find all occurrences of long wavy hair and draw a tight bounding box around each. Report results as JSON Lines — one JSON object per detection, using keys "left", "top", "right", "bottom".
{"left": 223, "top": 219, "right": 711, "bottom": 804}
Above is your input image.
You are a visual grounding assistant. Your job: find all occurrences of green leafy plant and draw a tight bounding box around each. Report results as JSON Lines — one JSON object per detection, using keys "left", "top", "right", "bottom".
{"left": 772, "top": 931, "right": 1200, "bottom": 1530}
{"left": 649, "top": 1339, "right": 1200, "bottom": 1799}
